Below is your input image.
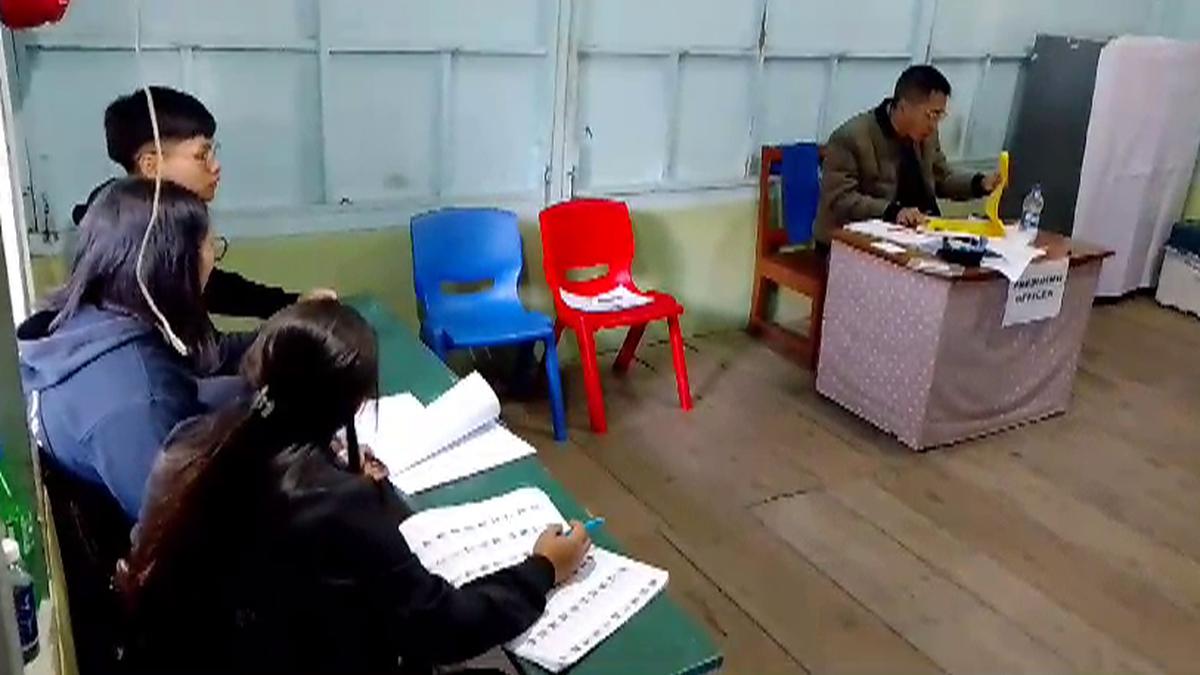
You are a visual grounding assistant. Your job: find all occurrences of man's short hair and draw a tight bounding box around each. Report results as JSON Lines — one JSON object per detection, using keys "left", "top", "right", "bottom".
{"left": 104, "top": 86, "right": 216, "bottom": 172}
{"left": 893, "top": 65, "right": 952, "bottom": 103}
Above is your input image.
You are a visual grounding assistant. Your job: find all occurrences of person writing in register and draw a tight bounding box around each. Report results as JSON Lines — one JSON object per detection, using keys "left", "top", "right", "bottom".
{"left": 814, "top": 65, "right": 1001, "bottom": 248}
{"left": 118, "top": 300, "right": 592, "bottom": 675}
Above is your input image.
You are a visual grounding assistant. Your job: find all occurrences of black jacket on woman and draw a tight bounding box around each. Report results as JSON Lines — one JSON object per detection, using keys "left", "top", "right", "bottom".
{"left": 124, "top": 440, "right": 554, "bottom": 675}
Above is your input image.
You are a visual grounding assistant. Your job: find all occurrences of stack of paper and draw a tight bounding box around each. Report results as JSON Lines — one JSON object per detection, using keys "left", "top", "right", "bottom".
{"left": 354, "top": 372, "right": 535, "bottom": 494}
{"left": 559, "top": 286, "right": 652, "bottom": 313}
{"left": 399, "top": 488, "right": 669, "bottom": 672}
{"left": 845, "top": 219, "right": 940, "bottom": 249}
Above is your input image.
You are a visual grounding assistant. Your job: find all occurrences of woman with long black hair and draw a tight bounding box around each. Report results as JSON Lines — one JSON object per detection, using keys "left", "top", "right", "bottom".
{"left": 18, "top": 177, "right": 250, "bottom": 518}
{"left": 119, "top": 300, "right": 591, "bottom": 675}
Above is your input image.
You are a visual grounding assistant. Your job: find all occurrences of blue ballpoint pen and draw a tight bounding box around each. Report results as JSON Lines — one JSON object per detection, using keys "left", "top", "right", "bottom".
{"left": 564, "top": 517, "right": 605, "bottom": 536}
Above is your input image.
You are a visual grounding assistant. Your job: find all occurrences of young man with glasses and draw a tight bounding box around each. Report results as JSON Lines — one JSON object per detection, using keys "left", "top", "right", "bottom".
{"left": 72, "top": 86, "right": 335, "bottom": 319}
{"left": 814, "top": 65, "right": 1000, "bottom": 249}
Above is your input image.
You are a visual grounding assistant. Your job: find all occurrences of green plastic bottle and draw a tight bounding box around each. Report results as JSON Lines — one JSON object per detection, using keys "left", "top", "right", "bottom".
{"left": 0, "top": 448, "right": 36, "bottom": 564}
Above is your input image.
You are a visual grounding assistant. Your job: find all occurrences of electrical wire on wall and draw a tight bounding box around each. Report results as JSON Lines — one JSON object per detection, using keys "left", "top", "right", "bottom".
{"left": 130, "top": 0, "right": 188, "bottom": 355}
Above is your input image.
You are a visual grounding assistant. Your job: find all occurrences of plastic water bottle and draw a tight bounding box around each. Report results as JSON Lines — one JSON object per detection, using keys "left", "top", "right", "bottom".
{"left": 3, "top": 539, "right": 38, "bottom": 664}
{"left": 1020, "top": 184, "right": 1044, "bottom": 232}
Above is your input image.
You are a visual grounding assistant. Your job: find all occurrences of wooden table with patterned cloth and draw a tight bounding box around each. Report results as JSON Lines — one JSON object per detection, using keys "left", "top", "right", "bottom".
{"left": 817, "top": 230, "right": 1113, "bottom": 450}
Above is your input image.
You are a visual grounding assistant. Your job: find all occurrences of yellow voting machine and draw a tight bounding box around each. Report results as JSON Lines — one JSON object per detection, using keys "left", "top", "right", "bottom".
{"left": 924, "top": 151, "right": 1010, "bottom": 238}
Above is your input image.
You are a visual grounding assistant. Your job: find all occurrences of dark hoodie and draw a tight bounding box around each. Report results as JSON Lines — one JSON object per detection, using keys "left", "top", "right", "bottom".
{"left": 18, "top": 305, "right": 247, "bottom": 518}
{"left": 74, "top": 181, "right": 299, "bottom": 320}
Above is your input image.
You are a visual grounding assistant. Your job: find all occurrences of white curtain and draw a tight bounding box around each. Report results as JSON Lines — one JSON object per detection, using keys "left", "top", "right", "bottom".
{"left": 1072, "top": 36, "right": 1200, "bottom": 297}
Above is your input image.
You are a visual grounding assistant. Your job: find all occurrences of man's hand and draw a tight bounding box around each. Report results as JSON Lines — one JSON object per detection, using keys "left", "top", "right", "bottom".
{"left": 896, "top": 207, "right": 927, "bottom": 228}
{"left": 981, "top": 172, "right": 1002, "bottom": 193}
{"left": 301, "top": 288, "right": 338, "bottom": 302}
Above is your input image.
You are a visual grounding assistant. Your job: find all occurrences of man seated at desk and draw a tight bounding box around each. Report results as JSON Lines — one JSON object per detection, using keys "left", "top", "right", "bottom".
{"left": 814, "top": 64, "right": 1000, "bottom": 252}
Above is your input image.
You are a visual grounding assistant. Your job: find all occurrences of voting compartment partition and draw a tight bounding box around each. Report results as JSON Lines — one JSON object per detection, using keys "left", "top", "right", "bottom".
{"left": 1072, "top": 37, "right": 1200, "bottom": 297}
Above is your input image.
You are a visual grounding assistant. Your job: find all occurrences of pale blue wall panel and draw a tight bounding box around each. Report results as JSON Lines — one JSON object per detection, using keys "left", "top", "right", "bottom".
{"left": 931, "top": 0, "right": 1157, "bottom": 54}
{"left": 765, "top": 0, "right": 919, "bottom": 54}
{"left": 324, "top": 0, "right": 549, "bottom": 49}
{"left": 673, "top": 57, "right": 753, "bottom": 182}
{"left": 579, "top": 0, "right": 756, "bottom": 49}
{"left": 28, "top": 0, "right": 317, "bottom": 45}
{"left": 191, "top": 52, "right": 322, "bottom": 208}
{"left": 324, "top": 54, "right": 440, "bottom": 202}
{"left": 576, "top": 56, "right": 670, "bottom": 189}
{"left": 142, "top": 0, "right": 317, "bottom": 44}
{"left": 824, "top": 61, "right": 906, "bottom": 138}
{"left": 929, "top": 60, "right": 981, "bottom": 159}
{"left": 19, "top": 50, "right": 180, "bottom": 234}
{"left": 27, "top": 1, "right": 134, "bottom": 42}
{"left": 965, "top": 61, "right": 1021, "bottom": 158}
{"left": 760, "top": 60, "right": 826, "bottom": 144}
{"left": 1162, "top": 0, "right": 1200, "bottom": 39}
{"left": 449, "top": 56, "right": 548, "bottom": 196}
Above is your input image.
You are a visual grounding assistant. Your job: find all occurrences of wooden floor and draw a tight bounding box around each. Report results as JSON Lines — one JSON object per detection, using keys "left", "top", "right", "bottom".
{"left": 501, "top": 297, "right": 1200, "bottom": 675}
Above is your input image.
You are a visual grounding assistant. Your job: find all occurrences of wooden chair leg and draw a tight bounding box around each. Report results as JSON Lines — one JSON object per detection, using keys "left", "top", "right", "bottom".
{"left": 810, "top": 277, "right": 828, "bottom": 371}
{"left": 575, "top": 329, "right": 607, "bottom": 434}
{"left": 613, "top": 323, "right": 647, "bottom": 374}
{"left": 748, "top": 271, "right": 775, "bottom": 333}
{"left": 667, "top": 316, "right": 693, "bottom": 411}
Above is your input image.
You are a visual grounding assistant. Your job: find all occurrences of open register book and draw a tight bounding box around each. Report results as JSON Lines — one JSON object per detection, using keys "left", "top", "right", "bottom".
{"left": 354, "top": 372, "right": 535, "bottom": 494}
{"left": 398, "top": 487, "right": 668, "bottom": 672}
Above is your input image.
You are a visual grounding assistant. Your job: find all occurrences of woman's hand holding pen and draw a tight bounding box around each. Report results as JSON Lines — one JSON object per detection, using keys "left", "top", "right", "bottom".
{"left": 534, "top": 521, "right": 591, "bottom": 584}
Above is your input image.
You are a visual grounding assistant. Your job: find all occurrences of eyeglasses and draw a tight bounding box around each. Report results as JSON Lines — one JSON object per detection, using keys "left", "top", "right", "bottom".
{"left": 136, "top": 140, "right": 220, "bottom": 169}
{"left": 212, "top": 235, "right": 228, "bottom": 263}
{"left": 925, "top": 109, "right": 948, "bottom": 123}
{"left": 192, "top": 141, "right": 220, "bottom": 168}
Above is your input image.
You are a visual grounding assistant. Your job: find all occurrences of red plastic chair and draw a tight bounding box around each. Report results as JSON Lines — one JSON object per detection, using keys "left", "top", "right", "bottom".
{"left": 539, "top": 198, "right": 693, "bottom": 433}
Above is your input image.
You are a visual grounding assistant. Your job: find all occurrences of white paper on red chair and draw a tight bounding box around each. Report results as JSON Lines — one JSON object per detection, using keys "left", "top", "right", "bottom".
{"left": 559, "top": 286, "right": 652, "bottom": 313}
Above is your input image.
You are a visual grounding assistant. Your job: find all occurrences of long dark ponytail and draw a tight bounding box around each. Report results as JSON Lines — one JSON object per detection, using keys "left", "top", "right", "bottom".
{"left": 119, "top": 299, "right": 379, "bottom": 608}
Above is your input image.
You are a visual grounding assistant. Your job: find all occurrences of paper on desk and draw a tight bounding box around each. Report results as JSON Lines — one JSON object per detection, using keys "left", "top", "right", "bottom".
{"left": 399, "top": 488, "right": 668, "bottom": 672}
{"left": 356, "top": 372, "right": 500, "bottom": 472}
{"left": 982, "top": 232, "right": 1046, "bottom": 281}
{"left": 846, "top": 219, "right": 940, "bottom": 249}
{"left": 560, "top": 286, "right": 652, "bottom": 313}
{"left": 392, "top": 422, "right": 534, "bottom": 494}
{"left": 355, "top": 372, "right": 535, "bottom": 493}
{"left": 871, "top": 241, "right": 907, "bottom": 255}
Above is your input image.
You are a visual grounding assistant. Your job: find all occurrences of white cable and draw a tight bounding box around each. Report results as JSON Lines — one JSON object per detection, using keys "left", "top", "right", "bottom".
{"left": 130, "top": 0, "right": 187, "bottom": 355}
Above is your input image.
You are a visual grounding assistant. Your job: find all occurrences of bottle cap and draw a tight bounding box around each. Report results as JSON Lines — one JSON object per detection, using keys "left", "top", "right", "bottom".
{"left": 2, "top": 538, "right": 20, "bottom": 565}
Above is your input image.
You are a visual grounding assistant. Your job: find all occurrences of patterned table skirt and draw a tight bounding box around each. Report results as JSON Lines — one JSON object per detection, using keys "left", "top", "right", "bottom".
{"left": 816, "top": 241, "right": 1102, "bottom": 450}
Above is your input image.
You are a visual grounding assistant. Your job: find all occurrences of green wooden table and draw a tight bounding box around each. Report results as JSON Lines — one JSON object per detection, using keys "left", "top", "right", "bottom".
{"left": 354, "top": 299, "right": 722, "bottom": 675}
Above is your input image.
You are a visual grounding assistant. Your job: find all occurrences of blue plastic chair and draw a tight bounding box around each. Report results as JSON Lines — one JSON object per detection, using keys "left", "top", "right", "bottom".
{"left": 411, "top": 207, "right": 567, "bottom": 442}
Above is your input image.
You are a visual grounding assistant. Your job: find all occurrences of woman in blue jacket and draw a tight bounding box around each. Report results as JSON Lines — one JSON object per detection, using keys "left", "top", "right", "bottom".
{"left": 18, "top": 177, "right": 250, "bottom": 519}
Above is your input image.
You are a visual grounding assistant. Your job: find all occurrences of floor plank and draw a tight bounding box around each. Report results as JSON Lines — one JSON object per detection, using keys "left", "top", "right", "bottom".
{"left": 529, "top": 437, "right": 805, "bottom": 675}
{"left": 827, "top": 479, "right": 1164, "bottom": 675}
{"left": 495, "top": 296, "right": 1200, "bottom": 675}
{"left": 755, "top": 491, "right": 1073, "bottom": 675}
{"left": 579, "top": 433, "right": 944, "bottom": 675}
{"left": 940, "top": 449, "right": 1200, "bottom": 617}
{"left": 877, "top": 462, "right": 1200, "bottom": 673}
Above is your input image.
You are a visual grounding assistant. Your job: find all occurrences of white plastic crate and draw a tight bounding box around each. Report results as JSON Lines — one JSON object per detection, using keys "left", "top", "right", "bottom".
{"left": 1156, "top": 247, "right": 1200, "bottom": 318}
